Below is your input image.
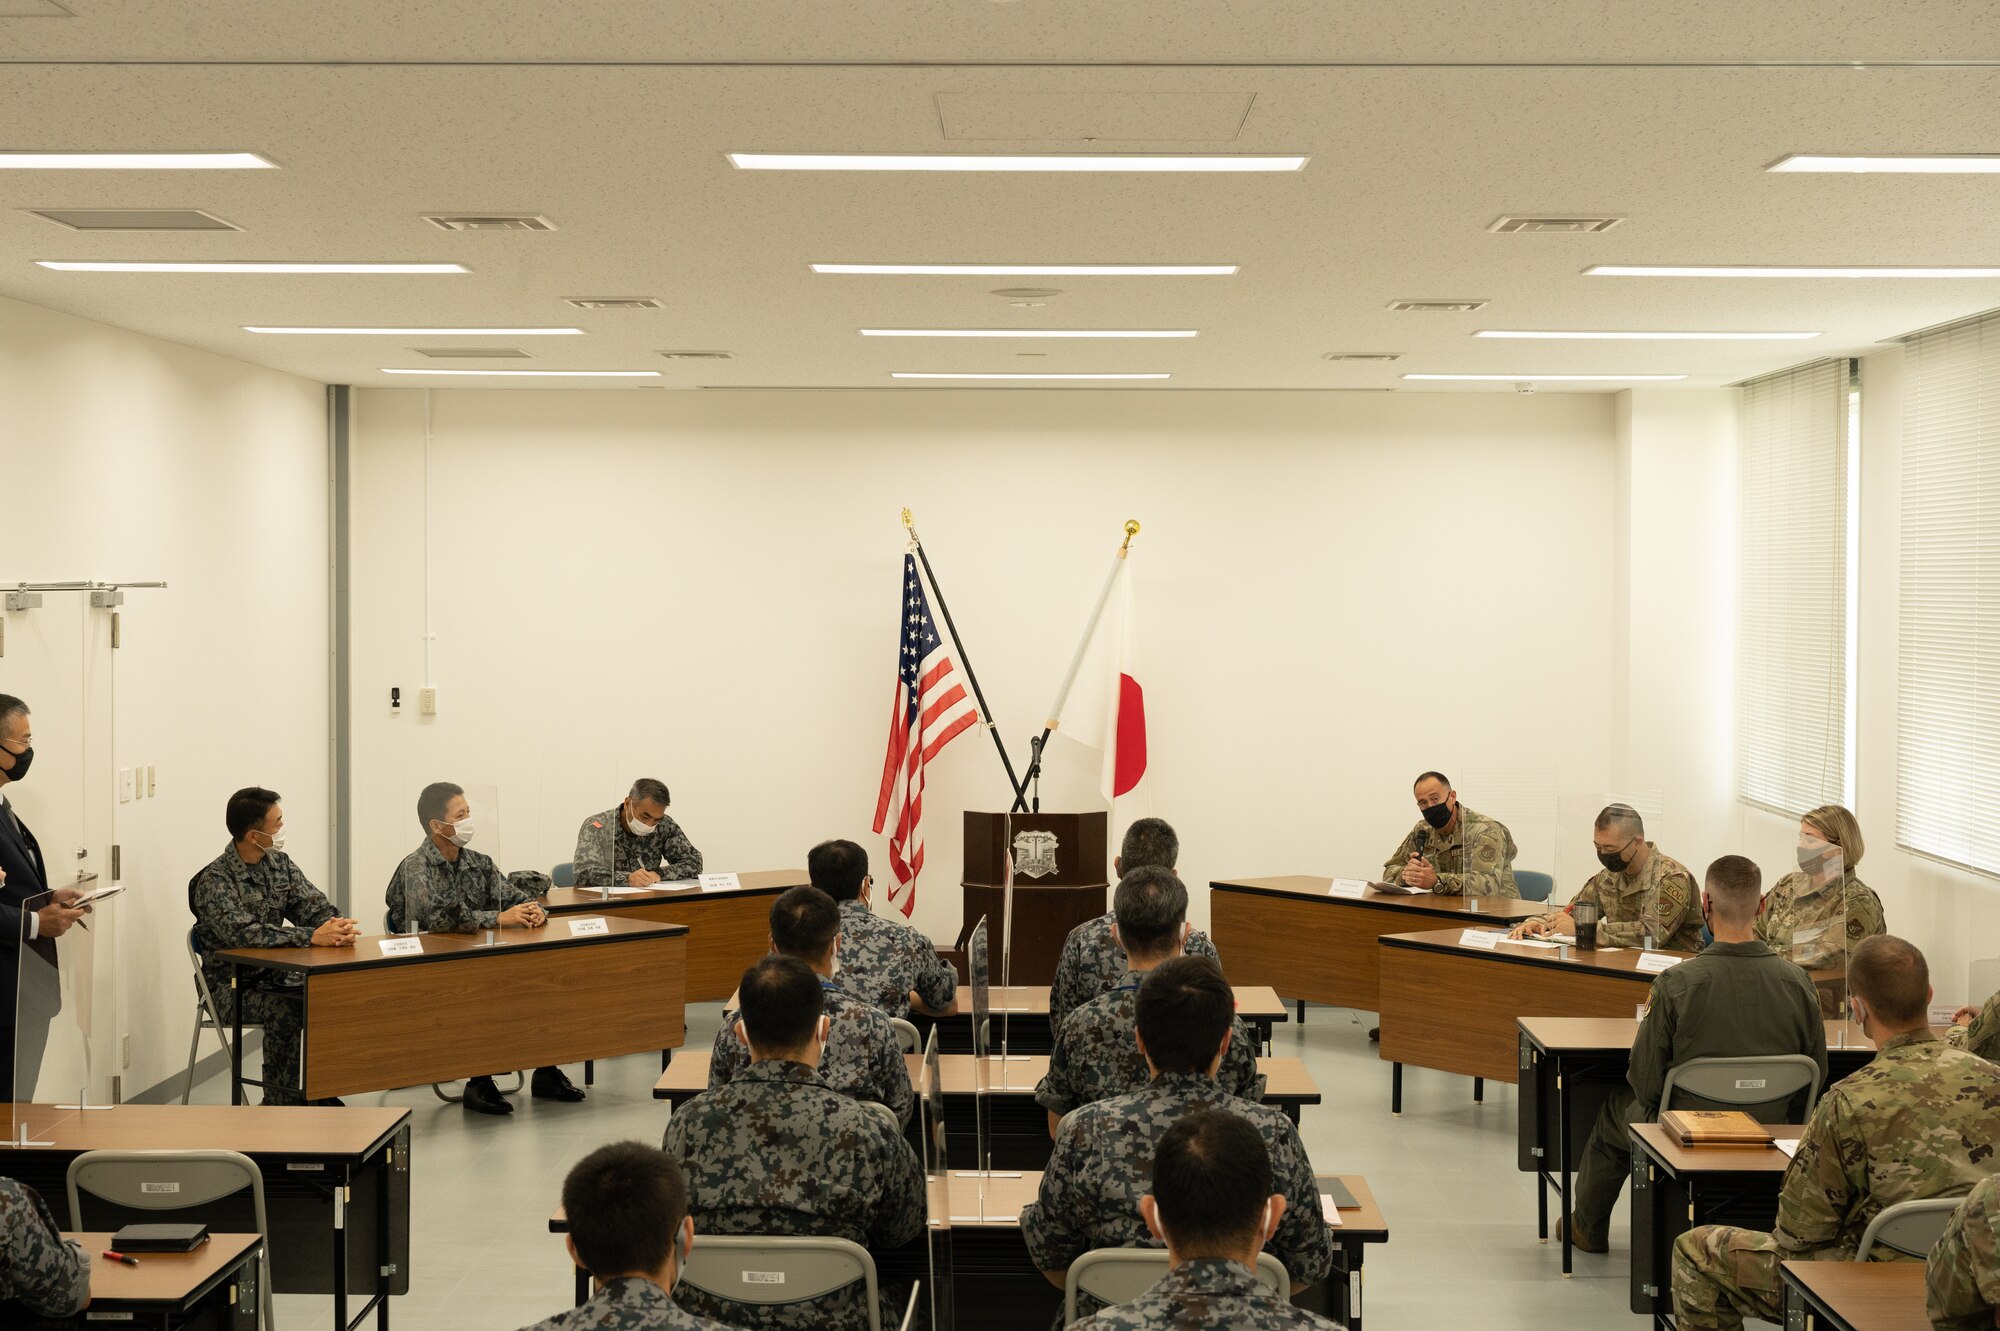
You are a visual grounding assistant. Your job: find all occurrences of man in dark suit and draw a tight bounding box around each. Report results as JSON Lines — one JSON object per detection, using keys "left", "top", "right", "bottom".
{"left": 0, "top": 695, "right": 90, "bottom": 1103}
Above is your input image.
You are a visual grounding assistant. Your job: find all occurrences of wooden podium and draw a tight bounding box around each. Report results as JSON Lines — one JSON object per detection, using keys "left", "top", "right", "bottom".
{"left": 957, "top": 811, "right": 1109, "bottom": 985}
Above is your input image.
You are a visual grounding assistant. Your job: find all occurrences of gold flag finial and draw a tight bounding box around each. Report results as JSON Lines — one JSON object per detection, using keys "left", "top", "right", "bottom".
{"left": 1121, "top": 519, "right": 1141, "bottom": 552}
{"left": 901, "top": 507, "right": 914, "bottom": 530}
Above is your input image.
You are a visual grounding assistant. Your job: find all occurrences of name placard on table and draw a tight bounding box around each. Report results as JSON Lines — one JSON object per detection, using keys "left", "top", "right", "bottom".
{"left": 378, "top": 937, "right": 424, "bottom": 957}
{"left": 1636, "top": 952, "right": 1682, "bottom": 973}
{"left": 1328, "top": 879, "right": 1372, "bottom": 898}
{"left": 568, "top": 917, "right": 610, "bottom": 937}
{"left": 1460, "top": 929, "right": 1505, "bottom": 950}
{"left": 699, "top": 872, "right": 743, "bottom": 893}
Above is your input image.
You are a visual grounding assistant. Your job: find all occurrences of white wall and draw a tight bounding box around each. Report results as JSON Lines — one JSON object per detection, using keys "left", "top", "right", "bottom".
{"left": 346, "top": 387, "right": 1621, "bottom": 947}
{"left": 0, "top": 292, "right": 329, "bottom": 1100}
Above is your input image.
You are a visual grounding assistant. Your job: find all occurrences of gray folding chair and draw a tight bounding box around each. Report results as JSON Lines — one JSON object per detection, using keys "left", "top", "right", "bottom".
{"left": 888, "top": 1018, "right": 921, "bottom": 1054}
{"left": 1066, "top": 1248, "right": 1288, "bottom": 1325}
{"left": 68, "top": 1148, "right": 275, "bottom": 1330}
{"left": 1854, "top": 1197, "right": 1965, "bottom": 1260}
{"left": 183, "top": 926, "right": 233, "bottom": 1105}
{"left": 1514, "top": 870, "right": 1556, "bottom": 903}
{"left": 1658, "top": 1054, "right": 1823, "bottom": 1122}
{"left": 898, "top": 1280, "right": 922, "bottom": 1331}
{"left": 680, "top": 1235, "right": 882, "bottom": 1331}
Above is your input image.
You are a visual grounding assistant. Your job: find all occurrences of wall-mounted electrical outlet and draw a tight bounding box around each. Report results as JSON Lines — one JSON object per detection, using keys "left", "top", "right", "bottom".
{"left": 118, "top": 767, "right": 134, "bottom": 802}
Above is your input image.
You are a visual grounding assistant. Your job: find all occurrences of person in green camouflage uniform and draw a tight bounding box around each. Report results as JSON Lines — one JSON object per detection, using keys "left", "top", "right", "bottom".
{"left": 190, "top": 787, "right": 358, "bottom": 1105}
{"left": 1946, "top": 990, "right": 2000, "bottom": 1064}
{"left": 1050, "top": 817, "right": 1220, "bottom": 1024}
{"left": 1380, "top": 771, "right": 1520, "bottom": 897}
{"left": 1927, "top": 1173, "right": 2000, "bottom": 1331}
{"left": 1513, "top": 804, "right": 1700, "bottom": 950}
{"left": 1672, "top": 936, "right": 2000, "bottom": 1331}
{"left": 1066, "top": 1109, "right": 1342, "bottom": 1331}
{"left": 519, "top": 1142, "right": 732, "bottom": 1331}
{"left": 0, "top": 1178, "right": 89, "bottom": 1318}
{"left": 1037, "top": 868, "right": 1262, "bottom": 1125}
{"left": 1022, "top": 960, "right": 1331, "bottom": 1326}
{"left": 664, "top": 957, "right": 922, "bottom": 1331}
{"left": 571, "top": 778, "right": 703, "bottom": 888}
{"left": 1754, "top": 806, "right": 1886, "bottom": 1016}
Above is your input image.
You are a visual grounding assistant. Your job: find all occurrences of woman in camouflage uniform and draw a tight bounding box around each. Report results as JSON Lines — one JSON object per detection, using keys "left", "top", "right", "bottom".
{"left": 1753, "top": 804, "right": 1885, "bottom": 1017}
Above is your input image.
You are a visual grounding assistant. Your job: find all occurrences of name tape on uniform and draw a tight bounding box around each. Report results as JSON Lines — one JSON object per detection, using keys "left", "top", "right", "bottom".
{"left": 568, "top": 917, "right": 610, "bottom": 937}
{"left": 1460, "top": 929, "right": 1505, "bottom": 950}
{"left": 1635, "top": 951, "right": 1682, "bottom": 973}
{"left": 700, "top": 872, "right": 743, "bottom": 893}
{"left": 1328, "top": 879, "right": 1370, "bottom": 898}
{"left": 378, "top": 937, "right": 424, "bottom": 957}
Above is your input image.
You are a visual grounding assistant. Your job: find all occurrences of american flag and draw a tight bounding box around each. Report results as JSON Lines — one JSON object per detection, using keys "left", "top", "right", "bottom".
{"left": 872, "top": 553, "right": 979, "bottom": 914}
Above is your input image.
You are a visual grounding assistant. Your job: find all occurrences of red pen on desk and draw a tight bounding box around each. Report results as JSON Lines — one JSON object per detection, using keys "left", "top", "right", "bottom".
{"left": 102, "top": 1250, "right": 139, "bottom": 1267}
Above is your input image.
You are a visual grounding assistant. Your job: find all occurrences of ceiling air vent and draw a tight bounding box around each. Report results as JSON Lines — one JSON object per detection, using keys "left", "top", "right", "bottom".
{"left": 565, "top": 297, "right": 663, "bottom": 310}
{"left": 657, "top": 350, "right": 734, "bottom": 360}
{"left": 1489, "top": 215, "right": 1624, "bottom": 234}
{"left": 1322, "top": 352, "right": 1402, "bottom": 362}
{"left": 1388, "top": 299, "right": 1489, "bottom": 313}
{"left": 413, "top": 347, "right": 533, "bottom": 359}
{"left": 27, "top": 208, "right": 238, "bottom": 231}
{"left": 422, "top": 214, "right": 557, "bottom": 232}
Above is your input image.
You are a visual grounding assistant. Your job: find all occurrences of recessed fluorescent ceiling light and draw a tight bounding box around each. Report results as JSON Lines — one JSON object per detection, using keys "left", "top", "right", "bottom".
{"left": 380, "top": 368, "right": 657, "bottom": 377}
{"left": 815, "top": 263, "right": 1236, "bottom": 276}
{"left": 41, "top": 261, "right": 466, "bottom": 274}
{"left": 247, "top": 326, "right": 582, "bottom": 335}
{"left": 1475, "top": 330, "right": 1821, "bottom": 341}
{"left": 891, "top": 371, "right": 1170, "bottom": 380}
{"left": 731, "top": 152, "right": 1306, "bottom": 172}
{"left": 0, "top": 151, "right": 275, "bottom": 170}
{"left": 1403, "top": 373, "right": 1688, "bottom": 382}
{"left": 1587, "top": 264, "right": 2000, "bottom": 278}
{"left": 1769, "top": 154, "right": 2000, "bottom": 173}
{"left": 861, "top": 328, "right": 1197, "bottom": 338}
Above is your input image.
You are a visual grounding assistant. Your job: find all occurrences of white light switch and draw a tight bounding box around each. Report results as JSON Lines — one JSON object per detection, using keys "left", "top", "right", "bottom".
{"left": 146, "top": 765, "right": 156, "bottom": 797}
{"left": 118, "top": 767, "right": 134, "bottom": 802}
{"left": 419, "top": 687, "right": 437, "bottom": 716}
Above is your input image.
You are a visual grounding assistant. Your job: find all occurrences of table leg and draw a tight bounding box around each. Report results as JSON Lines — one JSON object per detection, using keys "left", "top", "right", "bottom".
{"left": 1391, "top": 1062, "right": 1403, "bottom": 1116}
{"left": 375, "top": 1152, "right": 392, "bottom": 1331}
{"left": 1473, "top": 1077, "right": 1485, "bottom": 1103}
{"left": 1538, "top": 1168, "right": 1549, "bottom": 1241}
{"left": 1343, "top": 1239, "right": 1364, "bottom": 1331}
{"left": 661, "top": 1049, "right": 673, "bottom": 1071}
{"left": 230, "top": 969, "right": 245, "bottom": 1106}
{"left": 1558, "top": 1070, "right": 1573, "bottom": 1276}
{"left": 1296, "top": 999, "right": 1306, "bottom": 1024}
{"left": 334, "top": 1181, "right": 350, "bottom": 1331}
{"left": 584, "top": 1060, "right": 594, "bottom": 1087}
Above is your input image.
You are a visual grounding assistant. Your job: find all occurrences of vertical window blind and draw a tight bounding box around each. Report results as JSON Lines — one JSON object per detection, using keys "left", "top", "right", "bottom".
{"left": 1737, "top": 358, "right": 1853, "bottom": 815}
{"left": 1898, "top": 310, "right": 2000, "bottom": 874}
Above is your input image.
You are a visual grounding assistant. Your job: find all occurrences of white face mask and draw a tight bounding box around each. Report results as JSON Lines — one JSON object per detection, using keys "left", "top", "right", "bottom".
{"left": 442, "top": 816, "right": 476, "bottom": 848}
{"left": 261, "top": 829, "right": 287, "bottom": 853}
{"left": 626, "top": 815, "right": 658, "bottom": 838}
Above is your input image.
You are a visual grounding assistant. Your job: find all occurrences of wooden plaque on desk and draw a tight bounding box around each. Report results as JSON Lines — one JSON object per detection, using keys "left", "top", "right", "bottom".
{"left": 958, "top": 811, "right": 1108, "bottom": 985}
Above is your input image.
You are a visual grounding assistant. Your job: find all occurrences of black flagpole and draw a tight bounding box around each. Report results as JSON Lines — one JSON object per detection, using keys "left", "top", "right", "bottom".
{"left": 904, "top": 509, "right": 1027, "bottom": 806}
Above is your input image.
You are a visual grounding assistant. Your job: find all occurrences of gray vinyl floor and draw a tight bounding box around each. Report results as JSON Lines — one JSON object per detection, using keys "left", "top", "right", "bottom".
{"left": 185, "top": 1002, "right": 1642, "bottom": 1331}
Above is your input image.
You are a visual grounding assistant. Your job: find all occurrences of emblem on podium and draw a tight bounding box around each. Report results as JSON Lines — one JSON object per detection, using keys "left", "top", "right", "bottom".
{"left": 1012, "top": 829, "right": 1060, "bottom": 879}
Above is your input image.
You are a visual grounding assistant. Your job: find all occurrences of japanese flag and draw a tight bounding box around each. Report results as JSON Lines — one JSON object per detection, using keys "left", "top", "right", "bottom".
{"left": 1058, "top": 558, "right": 1148, "bottom": 805}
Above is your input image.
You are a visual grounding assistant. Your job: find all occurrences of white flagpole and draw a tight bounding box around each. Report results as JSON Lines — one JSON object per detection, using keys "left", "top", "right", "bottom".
{"left": 1042, "top": 523, "right": 1138, "bottom": 731}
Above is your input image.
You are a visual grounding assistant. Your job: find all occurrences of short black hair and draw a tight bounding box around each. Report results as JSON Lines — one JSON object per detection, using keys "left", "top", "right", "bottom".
{"left": 1114, "top": 866, "right": 1188, "bottom": 957}
{"left": 1135, "top": 956, "right": 1234, "bottom": 1074}
{"left": 628, "top": 777, "right": 671, "bottom": 808}
{"left": 808, "top": 839, "right": 869, "bottom": 902}
{"left": 1849, "top": 935, "right": 1930, "bottom": 1025}
{"left": 1414, "top": 771, "right": 1451, "bottom": 791}
{"left": 0, "top": 695, "right": 27, "bottom": 731}
{"left": 226, "top": 787, "right": 282, "bottom": 842}
{"left": 1703, "top": 855, "right": 1762, "bottom": 924}
{"left": 1119, "top": 818, "right": 1180, "bottom": 871}
{"left": 417, "top": 781, "right": 463, "bottom": 832}
{"left": 738, "top": 955, "right": 824, "bottom": 1054}
{"left": 561, "top": 1141, "right": 689, "bottom": 1277}
{"left": 770, "top": 886, "right": 841, "bottom": 958}
{"left": 1150, "top": 1109, "right": 1272, "bottom": 1255}
{"left": 1595, "top": 803, "right": 1646, "bottom": 838}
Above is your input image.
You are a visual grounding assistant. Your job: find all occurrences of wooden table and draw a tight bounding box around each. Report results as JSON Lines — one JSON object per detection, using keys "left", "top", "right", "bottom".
{"left": 1516, "top": 1017, "right": 1873, "bottom": 1275}
{"left": 543, "top": 869, "right": 808, "bottom": 1002}
{"left": 1210, "top": 877, "right": 1550, "bottom": 1020}
{"left": 655, "top": 1053, "right": 1322, "bottom": 1170}
{"left": 1377, "top": 926, "right": 1684, "bottom": 1111}
{"left": 1, "top": 1104, "right": 409, "bottom": 1331}
{"left": 28, "top": 1232, "right": 264, "bottom": 1330}
{"left": 794, "top": 983, "right": 1287, "bottom": 1055}
{"left": 1630, "top": 1121, "right": 1801, "bottom": 1327}
{"left": 215, "top": 917, "right": 688, "bottom": 1102}
{"left": 1781, "top": 1260, "right": 1930, "bottom": 1331}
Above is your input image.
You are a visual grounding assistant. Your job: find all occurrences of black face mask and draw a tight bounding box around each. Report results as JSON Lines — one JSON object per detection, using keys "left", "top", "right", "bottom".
{"left": 1597, "top": 842, "right": 1631, "bottom": 873}
{"left": 1421, "top": 803, "right": 1453, "bottom": 830}
{"left": 0, "top": 744, "right": 31, "bottom": 782}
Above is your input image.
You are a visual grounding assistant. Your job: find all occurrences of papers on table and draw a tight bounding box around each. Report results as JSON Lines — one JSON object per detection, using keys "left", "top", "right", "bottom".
{"left": 1636, "top": 952, "right": 1683, "bottom": 974}
{"left": 1774, "top": 1139, "right": 1801, "bottom": 1158}
{"left": 604, "top": 884, "right": 661, "bottom": 896}
{"left": 1328, "top": 878, "right": 1372, "bottom": 898}
{"left": 699, "top": 872, "right": 743, "bottom": 893}
{"left": 1371, "top": 881, "right": 1425, "bottom": 896}
{"left": 1504, "top": 937, "right": 1564, "bottom": 951}
{"left": 1319, "top": 1195, "right": 1345, "bottom": 1225}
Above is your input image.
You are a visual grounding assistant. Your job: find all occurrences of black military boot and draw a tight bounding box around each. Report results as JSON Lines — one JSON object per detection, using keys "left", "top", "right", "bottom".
{"left": 532, "top": 1066, "right": 585, "bottom": 1102}
{"left": 462, "top": 1075, "right": 513, "bottom": 1115}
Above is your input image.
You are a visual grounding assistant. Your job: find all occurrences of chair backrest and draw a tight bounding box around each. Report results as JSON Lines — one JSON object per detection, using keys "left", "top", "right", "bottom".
{"left": 1065, "top": 1249, "right": 1288, "bottom": 1325}
{"left": 680, "top": 1235, "right": 881, "bottom": 1331}
{"left": 897, "top": 1280, "right": 922, "bottom": 1331}
{"left": 1514, "top": 870, "right": 1556, "bottom": 903}
{"left": 69, "top": 1148, "right": 268, "bottom": 1232}
{"left": 552, "top": 862, "right": 576, "bottom": 888}
{"left": 1855, "top": 1197, "right": 1965, "bottom": 1260}
{"left": 888, "top": 1018, "right": 921, "bottom": 1054}
{"left": 1658, "top": 1054, "right": 1823, "bottom": 1122}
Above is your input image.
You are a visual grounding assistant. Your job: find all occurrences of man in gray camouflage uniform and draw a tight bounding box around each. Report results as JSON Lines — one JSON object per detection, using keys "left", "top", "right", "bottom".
{"left": 1927, "top": 1172, "right": 2000, "bottom": 1331}
{"left": 1049, "top": 817, "right": 1220, "bottom": 1026}
{"left": 1022, "top": 957, "right": 1330, "bottom": 1323}
{"left": 665, "top": 955, "right": 923, "bottom": 1331}
{"left": 807, "top": 839, "right": 956, "bottom": 1019}
{"left": 1380, "top": 771, "right": 1520, "bottom": 898}
{"left": 1068, "top": 1109, "right": 1341, "bottom": 1331}
{"left": 1037, "top": 869, "right": 1262, "bottom": 1130}
{"left": 709, "top": 886, "right": 913, "bottom": 1127}
{"left": 0, "top": 1177, "right": 90, "bottom": 1318}
{"left": 190, "top": 786, "right": 359, "bottom": 1105}
{"left": 1672, "top": 935, "right": 2000, "bottom": 1331}
{"left": 384, "top": 781, "right": 583, "bottom": 1113}
{"left": 571, "top": 778, "right": 703, "bottom": 889}
{"left": 519, "top": 1141, "right": 731, "bottom": 1331}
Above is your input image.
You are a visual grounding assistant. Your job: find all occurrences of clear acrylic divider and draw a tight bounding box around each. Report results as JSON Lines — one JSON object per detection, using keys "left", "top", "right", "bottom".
{"left": 1454, "top": 764, "right": 1560, "bottom": 915}
{"left": 461, "top": 781, "right": 504, "bottom": 946}
{"left": 8, "top": 888, "right": 86, "bottom": 1146}
{"left": 1786, "top": 832, "right": 1852, "bottom": 1029}
{"left": 967, "top": 916, "right": 991, "bottom": 1175}
{"left": 920, "top": 1028, "right": 955, "bottom": 1331}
